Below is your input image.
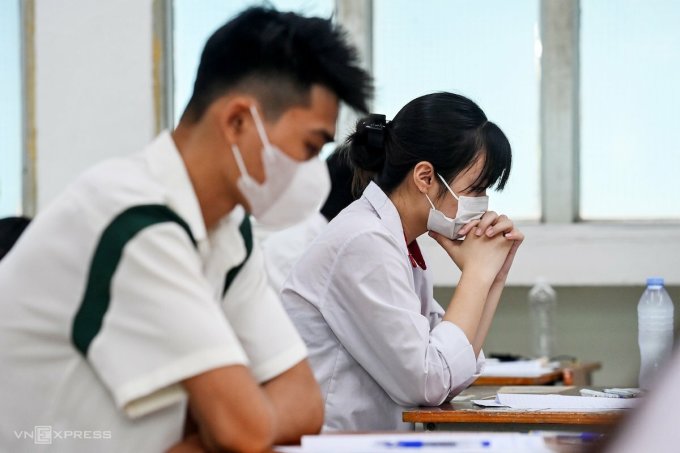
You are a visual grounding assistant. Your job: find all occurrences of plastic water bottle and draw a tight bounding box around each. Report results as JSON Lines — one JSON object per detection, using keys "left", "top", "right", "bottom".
{"left": 528, "top": 279, "right": 557, "bottom": 358}
{"left": 638, "top": 277, "right": 674, "bottom": 389}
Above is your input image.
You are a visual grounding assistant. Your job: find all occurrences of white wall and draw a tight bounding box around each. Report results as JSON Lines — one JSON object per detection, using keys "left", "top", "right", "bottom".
{"left": 35, "top": 0, "right": 156, "bottom": 209}
{"left": 422, "top": 224, "right": 680, "bottom": 287}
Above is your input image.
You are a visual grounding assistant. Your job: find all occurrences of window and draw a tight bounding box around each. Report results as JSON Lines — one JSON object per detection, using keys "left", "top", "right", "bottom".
{"left": 580, "top": 0, "right": 680, "bottom": 219}
{"left": 373, "top": 0, "right": 540, "bottom": 220}
{"left": 0, "top": 0, "right": 23, "bottom": 217}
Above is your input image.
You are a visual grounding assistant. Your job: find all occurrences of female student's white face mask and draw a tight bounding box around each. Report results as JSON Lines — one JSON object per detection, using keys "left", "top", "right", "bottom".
{"left": 426, "top": 173, "right": 488, "bottom": 239}
{"left": 230, "top": 105, "right": 308, "bottom": 226}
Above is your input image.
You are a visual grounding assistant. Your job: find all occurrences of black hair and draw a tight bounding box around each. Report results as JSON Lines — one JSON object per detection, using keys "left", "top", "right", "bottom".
{"left": 182, "top": 6, "right": 372, "bottom": 122}
{"left": 320, "top": 143, "right": 356, "bottom": 222}
{"left": 0, "top": 216, "right": 31, "bottom": 261}
{"left": 346, "top": 92, "right": 511, "bottom": 197}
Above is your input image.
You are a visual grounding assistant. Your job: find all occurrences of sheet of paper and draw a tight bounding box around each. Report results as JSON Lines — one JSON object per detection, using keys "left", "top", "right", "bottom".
{"left": 297, "top": 432, "right": 550, "bottom": 452}
{"left": 498, "top": 386, "right": 574, "bottom": 394}
{"left": 481, "top": 359, "right": 558, "bottom": 377}
{"left": 496, "top": 393, "right": 640, "bottom": 410}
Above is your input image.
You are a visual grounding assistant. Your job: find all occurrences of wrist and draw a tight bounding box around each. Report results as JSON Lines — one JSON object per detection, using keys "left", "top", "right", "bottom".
{"left": 461, "top": 265, "right": 496, "bottom": 289}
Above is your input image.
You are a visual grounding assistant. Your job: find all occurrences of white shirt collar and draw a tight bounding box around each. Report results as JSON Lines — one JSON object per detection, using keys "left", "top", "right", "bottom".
{"left": 144, "top": 130, "right": 208, "bottom": 243}
{"left": 362, "top": 181, "right": 408, "bottom": 254}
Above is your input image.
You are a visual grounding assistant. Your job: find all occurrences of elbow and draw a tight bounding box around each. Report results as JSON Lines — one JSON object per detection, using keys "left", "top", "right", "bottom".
{"left": 388, "top": 377, "right": 451, "bottom": 408}
{"left": 209, "top": 406, "right": 276, "bottom": 453}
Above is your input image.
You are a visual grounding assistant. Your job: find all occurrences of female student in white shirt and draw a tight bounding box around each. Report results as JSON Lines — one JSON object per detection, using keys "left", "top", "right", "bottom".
{"left": 281, "top": 92, "right": 524, "bottom": 431}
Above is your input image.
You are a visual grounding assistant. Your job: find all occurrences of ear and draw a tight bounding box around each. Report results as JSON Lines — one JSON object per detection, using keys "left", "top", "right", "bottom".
{"left": 412, "top": 161, "right": 435, "bottom": 194}
{"left": 215, "top": 96, "right": 256, "bottom": 145}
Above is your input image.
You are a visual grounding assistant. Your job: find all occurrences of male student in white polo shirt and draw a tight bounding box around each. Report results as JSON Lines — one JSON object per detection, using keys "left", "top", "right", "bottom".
{"left": 0, "top": 7, "right": 371, "bottom": 453}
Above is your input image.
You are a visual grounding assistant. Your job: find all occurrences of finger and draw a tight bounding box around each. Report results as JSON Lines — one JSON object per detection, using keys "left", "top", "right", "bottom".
{"left": 486, "top": 217, "right": 513, "bottom": 237}
{"left": 475, "top": 211, "right": 498, "bottom": 236}
{"left": 428, "top": 231, "right": 462, "bottom": 253}
{"left": 503, "top": 228, "right": 525, "bottom": 242}
{"left": 457, "top": 219, "right": 481, "bottom": 237}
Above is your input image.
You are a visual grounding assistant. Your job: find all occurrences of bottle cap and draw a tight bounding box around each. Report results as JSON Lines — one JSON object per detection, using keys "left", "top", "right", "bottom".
{"left": 646, "top": 277, "right": 664, "bottom": 287}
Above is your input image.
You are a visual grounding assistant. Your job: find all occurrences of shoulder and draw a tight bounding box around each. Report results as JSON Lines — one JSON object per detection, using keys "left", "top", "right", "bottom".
{"left": 74, "top": 154, "right": 166, "bottom": 209}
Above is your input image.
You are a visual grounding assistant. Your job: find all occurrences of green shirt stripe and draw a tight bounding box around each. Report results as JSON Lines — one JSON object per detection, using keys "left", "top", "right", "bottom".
{"left": 222, "top": 215, "right": 253, "bottom": 298}
{"left": 72, "top": 204, "right": 196, "bottom": 356}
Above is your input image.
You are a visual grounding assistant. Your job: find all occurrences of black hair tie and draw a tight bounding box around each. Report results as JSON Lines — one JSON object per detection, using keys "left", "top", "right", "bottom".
{"left": 363, "top": 114, "right": 387, "bottom": 151}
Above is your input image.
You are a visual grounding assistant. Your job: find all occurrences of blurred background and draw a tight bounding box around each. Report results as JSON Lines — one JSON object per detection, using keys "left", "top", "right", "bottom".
{"left": 1, "top": 0, "right": 678, "bottom": 386}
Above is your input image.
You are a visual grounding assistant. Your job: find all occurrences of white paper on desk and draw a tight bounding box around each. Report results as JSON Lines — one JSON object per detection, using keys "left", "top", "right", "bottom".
{"left": 496, "top": 393, "right": 640, "bottom": 410}
{"left": 481, "top": 359, "right": 558, "bottom": 377}
{"left": 297, "top": 433, "right": 550, "bottom": 452}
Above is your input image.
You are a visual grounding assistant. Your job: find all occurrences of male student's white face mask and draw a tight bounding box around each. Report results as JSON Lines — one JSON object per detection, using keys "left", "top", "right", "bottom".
{"left": 254, "top": 157, "right": 331, "bottom": 230}
{"left": 230, "top": 105, "right": 308, "bottom": 227}
{"left": 426, "top": 173, "right": 488, "bottom": 239}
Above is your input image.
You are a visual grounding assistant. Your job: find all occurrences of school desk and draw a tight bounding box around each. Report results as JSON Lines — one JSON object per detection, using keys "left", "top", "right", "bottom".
{"left": 403, "top": 385, "right": 625, "bottom": 433}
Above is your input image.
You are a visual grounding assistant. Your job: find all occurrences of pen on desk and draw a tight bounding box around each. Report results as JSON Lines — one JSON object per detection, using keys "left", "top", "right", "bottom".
{"left": 556, "top": 432, "right": 602, "bottom": 442}
{"left": 378, "top": 440, "right": 491, "bottom": 448}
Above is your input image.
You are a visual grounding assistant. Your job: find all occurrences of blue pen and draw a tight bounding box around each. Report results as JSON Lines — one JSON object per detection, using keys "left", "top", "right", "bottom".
{"left": 379, "top": 440, "right": 492, "bottom": 448}
{"left": 555, "top": 432, "right": 602, "bottom": 443}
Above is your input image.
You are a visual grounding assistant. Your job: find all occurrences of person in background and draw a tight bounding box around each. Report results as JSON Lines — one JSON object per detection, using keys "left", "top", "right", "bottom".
{"left": 282, "top": 93, "right": 524, "bottom": 431}
{"left": 0, "top": 7, "right": 371, "bottom": 453}
{"left": 0, "top": 216, "right": 31, "bottom": 260}
{"left": 263, "top": 144, "right": 355, "bottom": 295}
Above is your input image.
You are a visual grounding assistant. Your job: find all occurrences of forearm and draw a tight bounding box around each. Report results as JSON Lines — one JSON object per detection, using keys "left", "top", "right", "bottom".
{"left": 443, "top": 269, "right": 494, "bottom": 349}
{"left": 471, "top": 277, "right": 505, "bottom": 354}
{"left": 262, "top": 361, "right": 324, "bottom": 445}
{"left": 167, "top": 433, "right": 207, "bottom": 453}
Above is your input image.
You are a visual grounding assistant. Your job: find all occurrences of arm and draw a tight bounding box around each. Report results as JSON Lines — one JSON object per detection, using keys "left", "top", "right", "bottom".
{"left": 182, "top": 366, "right": 276, "bottom": 453}
{"left": 453, "top": 214, "right": 524, "bottom": 353}
{"left": 434, "top": 231, "right": 513, "bottom": 356}
{"left": 171, "top": 361, "right": 318, "bottom": 452}
{"left": 261, "top": 360, "right": 324, "bottom": 445}
{"left": 218, "top": 241, "right": 320, "bottom": 443}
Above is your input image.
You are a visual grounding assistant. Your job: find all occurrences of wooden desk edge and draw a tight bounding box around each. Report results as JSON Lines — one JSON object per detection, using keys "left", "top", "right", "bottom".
{"left": 403, "top": 410, "right": 623, "bottom": 425}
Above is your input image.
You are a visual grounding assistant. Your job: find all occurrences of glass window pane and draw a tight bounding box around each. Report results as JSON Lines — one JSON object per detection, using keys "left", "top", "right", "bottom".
{"left": 581, "top": 0, "right": 680, "bottom": 219}
{"left": 373, "top": 0, "right": 540, "bottom": 220}
{"left": 0, "top": 0, "right": 23, "bottom": 217}
{"left": 173, "top": 0, "right": 335, "bottom": 127}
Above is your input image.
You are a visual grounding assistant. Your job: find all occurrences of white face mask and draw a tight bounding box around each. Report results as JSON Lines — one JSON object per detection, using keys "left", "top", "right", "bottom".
{"left": 231, "top": 105, "right": 302, "bottom": 223}
{"left": 426, "top": 173, "right": 488, "bottom": 239}
{"left": 254, "top": 156, "right": 331, "bottom": 230}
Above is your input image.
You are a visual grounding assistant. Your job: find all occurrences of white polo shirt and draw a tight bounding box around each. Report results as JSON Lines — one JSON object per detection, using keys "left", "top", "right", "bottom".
{"left": 0, "top": 132, "right": 307, "bottom": 452}
{"left": 281, "top": 181, "right": 484, "bottom": 432}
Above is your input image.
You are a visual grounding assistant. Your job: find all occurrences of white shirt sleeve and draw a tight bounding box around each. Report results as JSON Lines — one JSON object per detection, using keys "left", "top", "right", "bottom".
{"left": 428, "top": 296, "right": 486, "bottom": 396}
{"left": 87, "top": 223, "right": 249, "bottom": 419}
{"left": 222, "top": 241, "right": 307, "bottom": 383}
{"left": 320, "top": 229, "right": 479, "bottom": 407}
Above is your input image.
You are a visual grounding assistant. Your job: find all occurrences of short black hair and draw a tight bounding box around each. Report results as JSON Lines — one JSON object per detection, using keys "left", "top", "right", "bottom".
{"left": 182, "top": 7, "right": 372, "bottom": 122}
{"left": 347, "top": 92, "right": 511, "bottom": 197}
